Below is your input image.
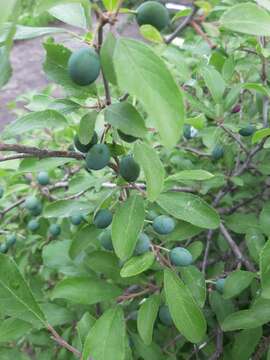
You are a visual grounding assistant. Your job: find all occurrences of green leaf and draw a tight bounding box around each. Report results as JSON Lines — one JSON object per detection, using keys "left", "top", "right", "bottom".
{"left": 172, "top": 8, "right": 192, "bottom": 22}
{"left": 222, "top": 310, "right": 262, "bottom": 331}
{"left": 260, "top": 239, "right": 270, "bottom": 298}
{"left": 44, "top": 200, "right": 94, "bottom": 218}
{"left": 220, "top": 3, "right": 270, "bottom": 36}
{"left": 164, "top": 269, "right": 206, "bottom": 343}
{"left": 252, "top": 128, "right": 270, "bottom": 144}
{"left": 78, "top": 111, "right": 97, "bottom": 145}
{"left": 86, "top": 251, "right": 121, "bottom": 282}
{"left": 223, "top": 270, "right": 255, "bottom": 299}
{"left": 209, "top": 291, "right": 235, "bottom": 325}
{"left": 19, "top": 158, "right": 70, "bottom": 172}
{"left": 120, "top": 252, "right": 155, "bottom": 277}
{"left": 180, "top": 266, "right": 206, "bottom": 307}
{"left": 231, "top": 327, "right": 262, "bottom": 360}
{"left": 77, "top": 312, "right": 96, "bottom": 348}
{"left": 69, "top": 225, "right": 100, "bottom": 260}
{"left": 2, "top": 110, "right": 67, "bottom": 137}
{"left": 51, "top": 277, "right": 121, "bottom": 304}
{"left": 112, "top": 195, "right": 145, "bottom": 260}
{"left": 137, "top": 295, "right": 160, "bottom": 345}
{"left": 245, "top": 228, "right": 265, "bottom": 264}
{"left": 82, "top": 307, "right": 126, "bottom": 360}
{"left": 0, "top": 46, "right": 12, "bottom": 88}
{"left": 165, "top": 221, "right": 203, "bottom": 242}
{"left": 48, "top": 3, "right": 89, "bottom": 29}
{"left": 242, "top": 82, "right": 270, "bottom": 96}
{"left": 0, "top": 254, "right": 46, "bottom": 327}
{"left": 100, "top": 32, "right": 117, "bottom": 85}
{"left": 13, "top": 25, "right": 66, "bottom": 40}
{"left": 134, "top": 142, "right": 165, "bottom": 201}
{"left": 260, "top": 202, "right": 270, "bottom": 235}
{"left": 0, "top": 318, "right": 32, "bottom": 343}
{"left": 114, "top": 38, "right": 185, "bottom": 148}
{"left": 139, "top": 25, "right": 163, "bottom": 43}
{"left": 187, "top": 241, "right": 203, "bottom": 262}
{"left": 105, "top": 102, "right": 147, "bottom": 138}
{"left": 0, "top": 0, "right": 17, "bottom": 27}
{"left": 166, "top": 170, "right": 214, "bottom": 183}
{"left": 102, "top": 0, "right": 120, "bottom": 11}
{"left": 131, "top": 333, "right": 164, "bottom": 360}
{"left": 200, "top": 65, "right": 226, "bottom": 104}
{"left": 157, "top": 192, "right": 220, "bottom": 229}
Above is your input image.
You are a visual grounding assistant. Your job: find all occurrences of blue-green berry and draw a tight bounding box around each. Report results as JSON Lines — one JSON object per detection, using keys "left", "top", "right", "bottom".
{"left": 215, "top": 278, "right": 226, "bottom": 293}
{"left": 159, "top": 305, "right": 173, "bottom": 326}
{"left": 25, "top": 196, "right": 39, "bottom": 211}
{"left": 49, "top": 224, "right": 61, "bottom": 237}
{"left": 37, "top": 171, "right": 50, "bottom": 186}
{"left": 212, "top": 145, "right": 224, "bottom": 161}
{"left": 0, "top": 243, "right": 8, "bottom": 253}
{"left": 153, "top": 215, "right": 175, "bottom": 235}
{"left": 135, "top": 233, "right": 151, "bottom": 255}
{"left": 94, "top": 209, "right": 113, "bottom": 229}
{"left": 70, "top": 213, "right": 83, "bottom": 226}
{"left": 30, "top": 202, "right": 43, "bottom": 217}
{"left": 86, "top": 144, "right": 111, "bottom": 170}
{"left": 27, "top": 219, "right": 40, "bottom": 232}
{"left": 169, "top": 247, "right": 193, "bottom": 267}
{"left": 98, "top": 229, "right": 113, "bottom": 251}
{"left": 6, "top": 234, "right": 16, "bottom": 247}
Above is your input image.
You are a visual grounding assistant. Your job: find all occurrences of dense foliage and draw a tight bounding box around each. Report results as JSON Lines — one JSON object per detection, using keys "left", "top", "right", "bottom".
{"left": 1, "top": 0, "right": 270, "bottom": 359}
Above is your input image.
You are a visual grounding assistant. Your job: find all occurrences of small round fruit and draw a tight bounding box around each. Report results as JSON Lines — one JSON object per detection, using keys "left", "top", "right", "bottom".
{"left": 49, "top": 224, "right": 61, "bottom": 237}
{"left": 169, "top": 247, "right": 193, "bottom": 267}
{"left": 159, "top": 305, "right": 173, "bottom": 326}
{"left": 146, "top": 210, "right": 159, "bottom": 221}
{"left": 239, "top": 125, "right": 255, "bottom": 137}
{"left": 0, "top": 185, "right": 4, "bottom": 199}
{"left": 215, "top": 278, "right": 226, "bottom": 293}
{"left": 211, "top": 145, "right": 224, "bottom": 161}
{"left": 135, "top": 233, "right": 151, "bottom": 255}
{"left": 6, "top": 234, "right": 16, "bottom": 247}
{"left": 70, "top": 213, "right": 83, "bottom": 226}
{"left": 25, "top": 196, "right": 39, "bottom": 211}
{"left": 119, "top": 155, "right": 140, "bottom": 183}
{"left": 153, "top": 215, "right": 175, "bottom": 235}
{"left": 98, "top": 229, "right": 113, "bottom": 251}
{"left": 118, "top": 130, "right": 138, "bottom": 143}
{"left": 68, "top": 48, "right": 101, "bottom": 86}
{"left": 94, "top": 209, "right": 113, "bottom": 229}
{"left": 37, "top": 171, "right": 50, "bottom": 186}
{"left": 183, "top": 124, "right": 192, "bottom": 140}
{"left": 136, "top": 1, "right": 170, "bottom": 31}
{"left": 30, "top": 202, "right": 43, "bottom": 217}
{"left": 74, "top": 132, "right": 98, "bottom": 153}
{"left": 0, "top": 243, "right": 8, "bottom": 254}
{"left": 86, "top": 144, "right": 111, "bottom": 170}
{"left": 27, "top": 219, "right": 40, "bottom": 232}
{"left": 231, "top": 104, "right": 241, "bottom": 113}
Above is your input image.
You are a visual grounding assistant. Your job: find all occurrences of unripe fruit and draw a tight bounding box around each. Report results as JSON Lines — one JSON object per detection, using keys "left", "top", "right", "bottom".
{"left": 146, "top": 210, "right": 159, "bottom": 221}
{"left": 74, "top": 132, "right": 98, "bottom": 153}
{"left": 0, "top": 243, "right": 8, "bottom": 253}
{"left": 119, "top": 155, "right": 140, "bottom": 183}
{"left": 30, "top": 202, "right": 43, "bottom": 217}
{"left": 25, "top": 196, "right": 39, "bottom": 211}
{"left": 94, "top": 209, "right": 113, "bottom": 229}
{"left": 70, "top": 213, "right": 83, "bottom": 226}
{"left": 6, "top": 234, "right": 16, "bottom": 247}
{"left": 159, "top": 305, "right": 173, "bottom": 326}
{"left": 86, "top": 144, "right": 111, "bottom": 170}
{"left": 136, "top": 1, "right": 170, "bottom": 31}
{"left": 211, "top": 145, "right": 224, "bottom": 161}
{"left": 0, "top": 185, "right": 4, "bottom": 199}
{"left": 231, "top": 104, "right": 241, "bottom": 113}
{"left": 183, "top": 124, "right": 192, "bottom": 140}
{"left": 49, "top": 224, "right": 61, "bottom": 237}
{"left": 239, "top": 125, "right": 255, "bottom": 137}
{"left": 215, "top": 278, "right": 226, "bottom": 293}
{"left": 27, "top": 219, "right": 40, "bottom": 232}
{"left": 68, "top": 48, "right": 101, "bottom": 86}
{"left": 37, "top": 171, "right": 50, "bottom": 186}
{"left": 135, "top": 232, "right": 151, "bottom": 255}
{"left": 153, "top": 215, "right": 175, "bottom": 235}
{"left": 98, "top": 229, "right": 113, "bottom": 251}
{"left": 169, "top": 247, "right": 193, "bottom": 266}
{"left": 118, "top": 130, "right": 138, "bottom": 143}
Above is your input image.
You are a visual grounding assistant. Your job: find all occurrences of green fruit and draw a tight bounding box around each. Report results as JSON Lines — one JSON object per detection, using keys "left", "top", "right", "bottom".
{"left": 70, "top": 213, "right": 83, "bottom": 226}
{"left": 98, "top": 229, "right": 113, "bottom": 251}
{"left": 215, "top": 278, "right": 226, "bottom": 293}
{"left": 153, "top": 215, "right": 175, "bottom": 235}
{"left": 94, "top": 209, "right": 113, "bottom": 229}
{"left": 74, "top": 132, "right": 98, "bottom": 153}
{"left": 239, "top": 125, "right": 255, "bottom": 137}
{"left": 25, "top": 196, "right": 39, "bottom": 211}
{"left": 0, "top": 243, "right": 8, "bottom": 254}
{"left": 135, "top": 232, "right": 151, "bottom": 255}
{"left": 6, "top": 234, "right": 16, "bottom": 247}
{"left": 146, "top": 210, "right": 159, "bottom": 221}
{"left": 49, "top": 224, "right": 61, "bottom": 237}
{"left": 212, "top": 145, "right": 224, "bottom": 161}
{"left": 159, "top": 305, "right": 173, "bottom": 326}
{"left": 37, "top": 171, "right": 50, "bottom": 186}
{"left": 0, "top": 185, "right": 4, "bottom": 199}
{"left": 136, "top": 1, "right": 170, "bottom": 31}
{"left": 183, "top": 124, "right": 192, "bottom": 140}
{"left": 27, "top": 219, "right": 40, "bottom": 232}
{"left": 68, "top": 48, "right": 101, "bottom": 86}
{"left": 86, "top": 144, "right": 111, "bottom": 170}
{"left": 118, "top": 130, "right": 138, "bottom": 143}
{"left": 30, "top": 202, "right": 43, "bottom": 217}
{"left": 169, "top": 247, "right": 193, "bottom": 266}
{"left": 119, "top": 155, "right": 140, "bottom": 183}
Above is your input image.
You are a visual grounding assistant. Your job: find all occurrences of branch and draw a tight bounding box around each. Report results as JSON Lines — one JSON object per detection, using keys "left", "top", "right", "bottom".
{"left": 202, "top": 230, "right": 213, "bottom": 274}
{"left": 165, "top": 4, "right": 197, "bottom": 44}
{"left": 47, "top": 325, "right": 82, "bottom": 358}
{"left": 209, "top": 326, "right": 223, "bottom": 360}
{"left": 0, "top": 198, "right": 25, "bottom": 218}
{"left": 219, "top": 223, "right": 255, "bottom": 272}
{"left": 260, "top": 37, "right": 269, "bottom": 127}
{"left": 219, "top": 124, "right": 248, "bottom": 154}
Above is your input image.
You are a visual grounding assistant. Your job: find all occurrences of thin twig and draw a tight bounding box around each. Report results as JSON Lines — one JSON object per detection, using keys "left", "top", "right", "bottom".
{"left": 47, "top": 325, "right": 82, "bottom": 358}
{"left": 0, "top": 198, "right": 25, "bottom": 218}
{"left": 209, "top": 326, "right": 223, "bottom": 360}
{"left": 202, "top": 230, "right": 213, "bottom": 274}
{"left": 219, "top": 123, "right": 248, "bottom": 154}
